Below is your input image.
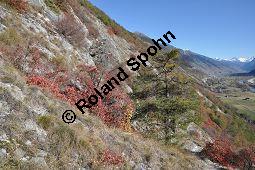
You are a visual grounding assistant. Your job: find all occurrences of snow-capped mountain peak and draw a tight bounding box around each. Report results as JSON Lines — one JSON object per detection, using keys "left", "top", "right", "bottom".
{"left": 216, "top": 57, "right": 255, "bottom": 63}
{"left": 237, "top": 57, "right": 252, "bottom": 62}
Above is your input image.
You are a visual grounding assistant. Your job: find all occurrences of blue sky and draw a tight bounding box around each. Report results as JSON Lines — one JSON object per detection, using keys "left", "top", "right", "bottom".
{"left": 89, "top": 0, "right": 255, "bottom": 59}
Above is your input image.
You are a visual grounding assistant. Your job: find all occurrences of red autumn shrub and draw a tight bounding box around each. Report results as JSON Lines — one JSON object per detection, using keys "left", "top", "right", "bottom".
{"left": 76, "top": 64, "right": 134, "bottom": 129}
{"left": 101, "top": 149, "right": 124, "bottom": 165}
{"left": 27, "top": 76, "right": 66, "bottom": 100}
{"left": 237, "top": 147, "right": 255, "bottom": 169}
{"left": 200, "top": 139, "right": 255, "bottom": 169}
{"left": 8, "top": 0, "right": 28, "bottom": 12}
{"left": 102, "top": 78, "right": 134, "bottom": 130}
{"left": 4, "top": 44, "right": 51, "bottom": 74}
{"left": 27, "top": 62, "right": 134, "bottom": 130}
{"left": 201, "top": 139, "right": 239, "bottom": 168}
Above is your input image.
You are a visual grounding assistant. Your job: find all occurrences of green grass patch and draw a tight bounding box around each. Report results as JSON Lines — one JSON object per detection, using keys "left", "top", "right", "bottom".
{"left": 227, "top": 115, "right": 255, "bottom": 144}
{"left": 221, "top": 94, "right": 255, "bottom": 121}
{"left": 209, "top": 113, "right": 223, "bottom": 127}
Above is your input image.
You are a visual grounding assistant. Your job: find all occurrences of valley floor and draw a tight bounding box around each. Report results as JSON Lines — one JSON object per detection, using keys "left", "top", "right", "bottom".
{"left": 219, "top": 91, "right": 255, "bottom": 121}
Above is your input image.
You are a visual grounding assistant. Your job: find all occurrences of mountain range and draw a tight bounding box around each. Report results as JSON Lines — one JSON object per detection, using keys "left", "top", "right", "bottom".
{"left": 134, "top": 32, "right": 254, "bottom": 77}
{"left": 217, "top": 57, "right": 254, "bottom": 63}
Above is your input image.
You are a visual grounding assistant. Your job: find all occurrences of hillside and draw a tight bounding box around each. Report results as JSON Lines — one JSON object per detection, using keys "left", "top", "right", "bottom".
{"left": 0, "top": 0, "right": 254, "bottom": 169}
{"left": 243, "top": 58, "right": 255, "bottom": 72}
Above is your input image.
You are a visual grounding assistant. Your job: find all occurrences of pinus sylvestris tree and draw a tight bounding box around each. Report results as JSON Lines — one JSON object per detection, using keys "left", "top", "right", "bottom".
{"left": 132, "top": 49, "right": 197, "bottom": 143}
{"left": 151, "top": 49, "right": 180, "bottom": 98}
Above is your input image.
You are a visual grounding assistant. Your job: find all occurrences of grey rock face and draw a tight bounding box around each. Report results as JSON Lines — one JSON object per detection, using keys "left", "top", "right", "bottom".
{"left": 37, "top": 150, "right": 48, "bottom": 157}
{"left": 183, "top": 140, "right": 203, "bottom": 153}
{"left": 14, "top": 148, "right": 26, "bottom": 160}
{"left": 27, "top": 0, "right": 45, "bottom": 8}
{"left": 24, "top": 119, "right": 47, "bottom": 143}
{"left": 0, "top": 148, "right": 7, "bottom": 158}
{"left": 30, "top": 157, "right": 48, "bottom": 168}
{"left": 0, "top": 134, "right": 8, "bottom": 142}
{"left": 187, "top": 122, "right": 213, "bottom": 143}
{"left": 0, "top": 23, "right": 6, "bottom": 32}
{"left": 25, "top": 140, "right": 32, "bottom": 146}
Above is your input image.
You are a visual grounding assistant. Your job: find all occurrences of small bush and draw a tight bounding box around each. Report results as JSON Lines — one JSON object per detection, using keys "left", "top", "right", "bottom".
{"left": 78, "top": 139, "right": 91, "bottom": 150}
{"left": 209, "top": 113, "right": 223, "bottom": 127}
{"left": 7, "top": 0, "right": 28, "bottom": 12}
{"left": 86, "top": 24, "right": 99, "bottom": 38}
{"left": 101, "top": 149, "right": 124, "bottom": 165}
{"left": 44, "top": 0, "right": 60, "bottom": 13}
{"left": 56, "top": 13, "right": 86, "bottom": 47}
{"left": 0, "top": 28, "right": 22, "bottom": 45}
{"left": 37, "top": 115, "right": 53, "bottom": 130}
{"left": 6, "top": 45, "right": 25, "bottom": 70}
{"left": 51, "top": 55, "right": 67, "bottom": 69}
{"left": 107, "top": 27, "right": 115, "bottom": 36}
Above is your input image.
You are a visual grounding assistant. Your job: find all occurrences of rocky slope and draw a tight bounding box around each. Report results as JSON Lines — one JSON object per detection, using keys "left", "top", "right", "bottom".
{"left": 0, "top": 0, "right": 254, "bottom": 169}
{"left": 0, "top": 0, "right": 224, "bottom": 169}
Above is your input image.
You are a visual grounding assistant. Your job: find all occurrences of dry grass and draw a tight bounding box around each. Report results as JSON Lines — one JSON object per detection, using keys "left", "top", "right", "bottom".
{"left": 0, "top": 28, "right": 23, "bottom": 46}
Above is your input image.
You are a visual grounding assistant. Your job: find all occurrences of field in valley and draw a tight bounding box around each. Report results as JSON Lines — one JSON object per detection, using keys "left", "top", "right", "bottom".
{"left": 219, "top": 91, "right": 255, "bottom": 121}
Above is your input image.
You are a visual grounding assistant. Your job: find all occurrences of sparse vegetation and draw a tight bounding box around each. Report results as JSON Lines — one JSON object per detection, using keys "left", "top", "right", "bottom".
{"left": 44, "top": 0, "right": 60, "bottom": 13}
{"left": 37, "top": 115, "right": 54, "bottom": 130}
{"left": 0, "top": 28, "right": 23, "bottom": 45}
{"left": 209, "top": 113, "right": 223, "bottom": 127}
{"left": 1, "top": 0, "right": 28, "bottom": 12}
{"left": 55, "top": 13, "right": 86, "bottom": 47}
{"left": 51, "top": 55, "right": 68, "bottom": 69}
{"left": 80, "top": 0, "right": 147, "bottom": 50}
